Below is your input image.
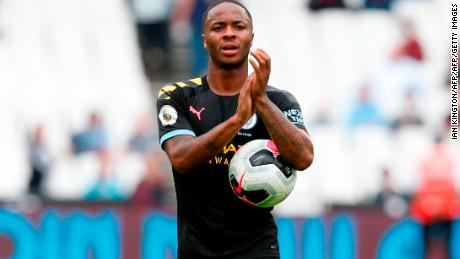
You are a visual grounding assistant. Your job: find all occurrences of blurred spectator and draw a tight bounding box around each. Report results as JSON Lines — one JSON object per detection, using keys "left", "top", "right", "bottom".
{"left": 128, "top": 0, "right": 174, "bottom": 80}
{"left": 170, "top": 0, "right": 213, "bottom": 77}
{"left": 391, "top": 21, "right": 424, "bottom": 62}
{"left": 374, "top": 167, "right": 397, "bottom": 205}
{"left": 373, "top": 167, "right": 407, "bottom": 218}
{"left": 132, "top": 150, "right": 170, "bottom": 206}
{"left": 311, "top": 103, "right": 333, "bottom": 126}
{"left": 127, "top": 115, "right": 173, "bottom": 207}
{"left": 71, "top": 112, "right": 108, "bottom": 154}
{"left": 84, "top": 150, "right": 124, "bottom": 201}
{"left": 28, "top": 124, "right": 53, "bottom": 197}
{"left": 410, "top": 136, "right": 460, "bottom": 259}
{"left": 370, "top": 20, "right": 426, "bottom": 121}
{"left": 364, "top": 0, "right": 392, "bottom": 10}
{"left": 347, "top": 85, "right": 386, "bottom": 129}
{"left": 70, "top": 112, "right": 123, "bottom": 201}
{"left": 391, "top": 89, "right": 424, "bottom": 131}
{"left": 307, "top": 0, "right": 345, "bottom": 11}
{"left": 128, "top": 115, "right": 157, "bottom": 154}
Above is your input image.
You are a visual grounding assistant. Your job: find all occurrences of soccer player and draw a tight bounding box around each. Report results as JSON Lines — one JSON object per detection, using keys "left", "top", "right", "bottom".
{"left": 156, "top": 0, "right": 314, "bottom": 258}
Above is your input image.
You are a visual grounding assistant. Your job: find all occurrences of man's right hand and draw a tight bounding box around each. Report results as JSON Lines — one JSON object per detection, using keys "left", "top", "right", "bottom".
{"left": 234, "top": 74, "right": 255, "bottom": 124}
{"left": 163, "top": 75, "right": 257, "bottom": 175}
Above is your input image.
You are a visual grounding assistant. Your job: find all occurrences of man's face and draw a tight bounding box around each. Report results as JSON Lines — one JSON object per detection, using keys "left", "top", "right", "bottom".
{"left": 202, "top": 3, "right": 253, "bottom": 70}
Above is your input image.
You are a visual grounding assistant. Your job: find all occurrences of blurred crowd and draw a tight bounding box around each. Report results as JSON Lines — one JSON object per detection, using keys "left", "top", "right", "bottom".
{"left": 128, "top": 0, "right": 213, "bottom": 81}
{"left": 26, "top": 112, "right": 175, "bottom": 208}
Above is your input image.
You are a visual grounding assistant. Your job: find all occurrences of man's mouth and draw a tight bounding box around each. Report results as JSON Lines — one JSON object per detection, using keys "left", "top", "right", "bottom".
{"left": 221, "top": 43, "right": 239, "bottom": 57}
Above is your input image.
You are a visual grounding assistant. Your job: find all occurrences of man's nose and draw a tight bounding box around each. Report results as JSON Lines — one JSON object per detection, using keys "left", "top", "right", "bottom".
{"left": 223, "top": 27, "right": 236, "bottom": 39}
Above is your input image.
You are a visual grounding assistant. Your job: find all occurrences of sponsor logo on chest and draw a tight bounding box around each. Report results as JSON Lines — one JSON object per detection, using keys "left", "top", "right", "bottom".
{"left": 238, "top": 114, "right": 257, "bottom": 137}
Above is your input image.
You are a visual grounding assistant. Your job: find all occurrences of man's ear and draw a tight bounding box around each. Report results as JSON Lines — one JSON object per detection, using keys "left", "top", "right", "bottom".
{"left": 202, "top": 34, "right": 207, "bottom": 49}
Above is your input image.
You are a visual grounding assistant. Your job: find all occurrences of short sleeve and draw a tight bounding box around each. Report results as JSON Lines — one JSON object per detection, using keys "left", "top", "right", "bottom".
{"left": 156, "top": 84, "right": 196, "bottom": 149}
{"left": 269, "top": 88, "right": 307, "bottom": 132}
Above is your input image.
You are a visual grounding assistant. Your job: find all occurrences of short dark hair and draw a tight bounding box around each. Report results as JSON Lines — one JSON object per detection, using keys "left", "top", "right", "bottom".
{"left": 202, "top": 0, "right": 253, "bottom": 28}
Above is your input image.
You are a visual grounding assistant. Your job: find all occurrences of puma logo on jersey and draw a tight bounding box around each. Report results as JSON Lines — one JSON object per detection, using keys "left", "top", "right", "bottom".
{"left": 190, "top": 106, "right": 205, "bottom": 120}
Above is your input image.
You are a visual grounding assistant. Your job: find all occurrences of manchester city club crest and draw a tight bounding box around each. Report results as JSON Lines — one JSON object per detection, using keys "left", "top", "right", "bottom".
{"left": 242, "top": 114, "right": 257, "bottom": 130}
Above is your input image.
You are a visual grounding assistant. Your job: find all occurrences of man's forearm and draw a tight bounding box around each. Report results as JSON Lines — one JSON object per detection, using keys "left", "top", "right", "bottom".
{"left": 164, "top": 115, "right": 247, "bottom": 174}
{"left": 254, "top": 97, "right": 314, "bottom": 170}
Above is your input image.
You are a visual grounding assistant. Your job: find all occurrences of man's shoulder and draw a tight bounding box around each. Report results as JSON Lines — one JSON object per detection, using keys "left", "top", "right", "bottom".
{"left": 266, "top": 85, "right": 297, "bottom": 101}
{"left": 157, "top": 77, "right": 205, "bottom": 99}
{"left": 267, "top": 85, "right": 283, "bottom": 92}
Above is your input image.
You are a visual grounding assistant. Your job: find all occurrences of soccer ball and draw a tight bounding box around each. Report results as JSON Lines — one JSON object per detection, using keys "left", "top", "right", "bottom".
{"left": 228, "top": 139, "right": 297, "bottom": 208}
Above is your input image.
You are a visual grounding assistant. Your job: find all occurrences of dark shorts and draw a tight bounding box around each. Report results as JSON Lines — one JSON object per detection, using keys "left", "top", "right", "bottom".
{"left": 178, "top": 235, "right": 280, "bottom": 259}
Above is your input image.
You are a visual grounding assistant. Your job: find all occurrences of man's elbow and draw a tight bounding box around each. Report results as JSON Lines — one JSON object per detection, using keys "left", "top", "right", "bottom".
{"left": 169, "top": 156, "right": 193, "bottom": 175}
{"left": 294, "top": 150, "right": 314, "bottom": 171}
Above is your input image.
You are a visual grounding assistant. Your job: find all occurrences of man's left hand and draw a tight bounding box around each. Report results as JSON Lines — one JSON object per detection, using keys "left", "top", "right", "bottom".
{"left": 249, "top": 48, "right": 271, "bottom": 102}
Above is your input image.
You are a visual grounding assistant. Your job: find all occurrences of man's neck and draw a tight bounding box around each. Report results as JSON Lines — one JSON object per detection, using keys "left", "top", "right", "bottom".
{"left": 206, "top": 63, "right": 248, "bottom": 96}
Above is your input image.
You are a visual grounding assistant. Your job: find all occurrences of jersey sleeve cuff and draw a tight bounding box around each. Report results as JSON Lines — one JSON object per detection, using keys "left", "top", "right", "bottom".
{"left": 160, "top": 129, "right": 196, "bottom": 148}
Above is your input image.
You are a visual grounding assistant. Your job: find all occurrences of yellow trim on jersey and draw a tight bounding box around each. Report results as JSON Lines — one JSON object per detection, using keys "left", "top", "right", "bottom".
{"left": 190, "top": 77, "right": 202, "bottom": 85}
{"left": 158, "top": 78, "right": 201, "bottom": 99}
{"left": 158, "top": 85, "right": 177, "bottom": 99}
{"left": 176, "top": 81, "right": 188, "bottom": 87}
